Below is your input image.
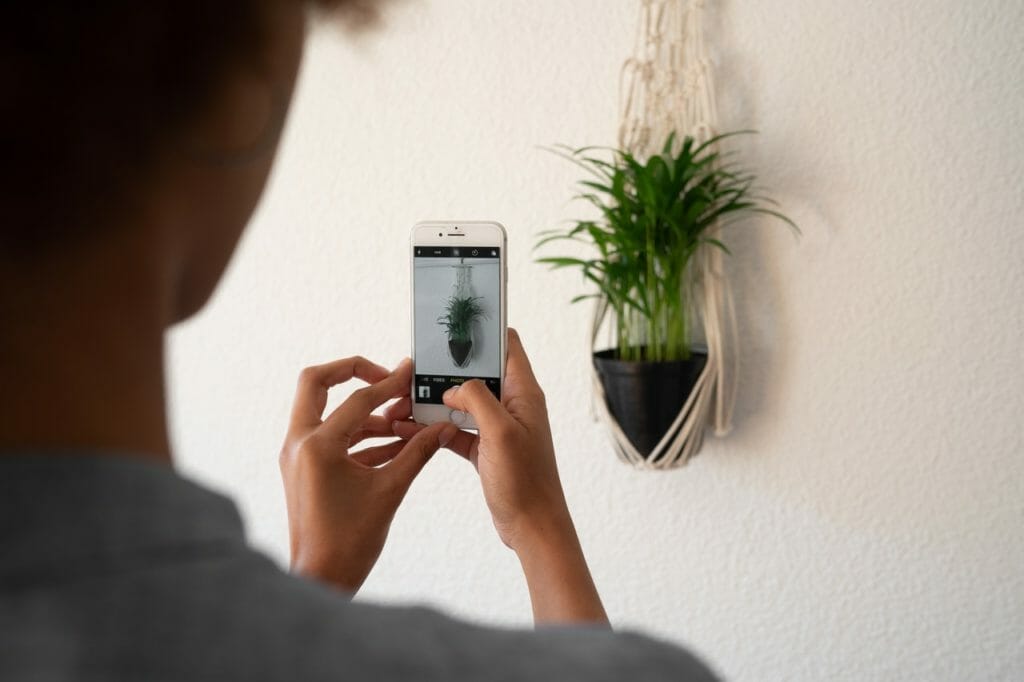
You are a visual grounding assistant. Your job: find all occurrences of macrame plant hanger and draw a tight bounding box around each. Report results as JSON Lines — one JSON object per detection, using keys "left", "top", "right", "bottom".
{"left": 453, "top": 259, "right": 473, "bottom": 300}
{"left": 591, "top": 0, "right": 739, "bottom": 469}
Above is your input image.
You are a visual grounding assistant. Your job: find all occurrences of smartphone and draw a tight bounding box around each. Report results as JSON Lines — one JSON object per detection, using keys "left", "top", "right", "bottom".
{"left": 410, "top": 221, "right": 508, "bottom": 429}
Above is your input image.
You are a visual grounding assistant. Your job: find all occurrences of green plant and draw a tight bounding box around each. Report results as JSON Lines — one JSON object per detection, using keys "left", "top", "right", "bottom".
{"left": 536, "top": 131, "right": 795, "bottom": 363}
{"left": 437, "top": 295, "right": 487, "bottom": 343}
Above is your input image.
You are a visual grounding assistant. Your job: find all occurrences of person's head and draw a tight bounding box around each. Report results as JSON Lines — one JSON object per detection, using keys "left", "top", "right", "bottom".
{"left": 1, "top": 0, "right": 380, "bottom": 322}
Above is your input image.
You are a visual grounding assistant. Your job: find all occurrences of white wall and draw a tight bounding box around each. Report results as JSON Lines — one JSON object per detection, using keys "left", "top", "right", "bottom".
{"left": 168, "top": 1, "right": 1024, "bottom": 680}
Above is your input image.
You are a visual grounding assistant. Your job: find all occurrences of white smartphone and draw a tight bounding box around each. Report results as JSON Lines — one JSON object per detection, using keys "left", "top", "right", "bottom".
{"left": 410, "top": 221, "right": 508, "bottom": 429}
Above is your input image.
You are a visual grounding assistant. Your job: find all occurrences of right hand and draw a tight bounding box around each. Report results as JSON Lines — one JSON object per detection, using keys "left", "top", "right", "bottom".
{"left": 396, "top": 328, "right": 608, "bottom": 625}
{"left": 394, "top": 328, "right": 571, "bottom": 552}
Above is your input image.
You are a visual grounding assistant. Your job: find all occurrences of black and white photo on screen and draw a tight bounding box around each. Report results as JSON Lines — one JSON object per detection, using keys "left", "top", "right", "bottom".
{"left": 413, "top": 255, "right": 501, "bottom": 396}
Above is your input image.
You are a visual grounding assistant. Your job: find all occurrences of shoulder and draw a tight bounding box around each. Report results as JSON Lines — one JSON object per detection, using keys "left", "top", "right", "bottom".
{"left": 210, "top": 553, "right": 718, "bottom": 682}
{"left": 2, "top": 542, "right": 715, "bottom": 682}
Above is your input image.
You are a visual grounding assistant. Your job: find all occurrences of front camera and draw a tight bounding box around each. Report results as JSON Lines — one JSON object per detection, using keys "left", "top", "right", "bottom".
{"left": 438, "top": 232, "right": 443, "bottom": 236}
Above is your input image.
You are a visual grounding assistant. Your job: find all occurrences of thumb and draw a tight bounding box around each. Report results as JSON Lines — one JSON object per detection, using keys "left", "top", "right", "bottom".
{"left": 386, "top": 422, "right": 459, "bottom": 489}
{"left": 443, "top": 379, "right": 509, "bottom": 431}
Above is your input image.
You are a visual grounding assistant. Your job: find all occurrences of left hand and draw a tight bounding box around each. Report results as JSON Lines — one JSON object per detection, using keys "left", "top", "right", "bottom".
{"left": 279, "top": 356, "right": 457, "bottom": 593}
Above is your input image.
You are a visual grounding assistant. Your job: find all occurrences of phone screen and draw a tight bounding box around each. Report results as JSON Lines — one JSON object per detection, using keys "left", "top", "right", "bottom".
{"left": 413, "top": 245, "right": 502, "bottom": 404}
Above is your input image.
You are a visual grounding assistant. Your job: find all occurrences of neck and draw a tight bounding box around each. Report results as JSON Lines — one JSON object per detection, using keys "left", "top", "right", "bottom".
{"left": 0, "top": 237, "right": 173, "bottom": 463}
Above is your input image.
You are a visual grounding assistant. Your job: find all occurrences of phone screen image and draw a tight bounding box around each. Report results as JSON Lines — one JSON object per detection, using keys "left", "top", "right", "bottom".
{"left": 413, "top": 245, "right": 502, "bottom": 404}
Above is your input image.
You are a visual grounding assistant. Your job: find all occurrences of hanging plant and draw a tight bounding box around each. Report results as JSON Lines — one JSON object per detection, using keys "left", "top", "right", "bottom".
{"left": 536, "top": 131, "right": 795, "bottom": 457}
{"left": 437, "top": 294, "right": 486, "bottom": 368}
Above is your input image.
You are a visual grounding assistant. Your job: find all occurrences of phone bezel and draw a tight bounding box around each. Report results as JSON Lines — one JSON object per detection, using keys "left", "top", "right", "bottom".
{"left": 410, "top": 221, "right": 508, "bottom": 429}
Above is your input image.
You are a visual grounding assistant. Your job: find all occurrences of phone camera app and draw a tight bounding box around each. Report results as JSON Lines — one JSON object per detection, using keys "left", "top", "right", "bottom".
{"left": 413, "top": 242, "right": 502, "bottom": 403}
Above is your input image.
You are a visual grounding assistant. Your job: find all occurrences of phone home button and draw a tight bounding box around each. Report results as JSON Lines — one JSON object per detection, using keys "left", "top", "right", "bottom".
{"left": 449, "top": 409, "right": 468, "bottom": 426}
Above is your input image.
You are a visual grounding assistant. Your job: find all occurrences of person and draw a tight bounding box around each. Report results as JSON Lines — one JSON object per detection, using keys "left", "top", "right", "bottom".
{"left": 0, "top": 1, "right": 717, "bottom": 679}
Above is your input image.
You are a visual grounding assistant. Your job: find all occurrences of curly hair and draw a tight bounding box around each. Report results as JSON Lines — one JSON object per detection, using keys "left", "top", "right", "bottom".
{"left": 0, "top": 0, "right": 382, "bottom": 253}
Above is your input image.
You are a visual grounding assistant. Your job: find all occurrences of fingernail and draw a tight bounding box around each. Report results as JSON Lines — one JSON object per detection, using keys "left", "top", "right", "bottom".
{"left": 393, "top": 357, "right": 412, "bottom": 373}
{"left": 438, "top": 424, "right": 458, "bottom": 447}
{"left": 444, "top": 386, "right": 460, "bottom": 399}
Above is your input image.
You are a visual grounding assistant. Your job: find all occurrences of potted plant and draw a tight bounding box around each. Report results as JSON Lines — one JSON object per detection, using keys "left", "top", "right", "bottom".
{"left": 536, "top": 132, "right": 794, "bottom": 457}
{"left": 438, "top": 294, "right": 487, "bottom": 368}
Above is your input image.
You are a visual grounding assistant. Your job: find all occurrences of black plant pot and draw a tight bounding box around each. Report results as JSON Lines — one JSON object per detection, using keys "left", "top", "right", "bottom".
{"left": 593, "top": 348, "right": 708, "bottom": 459}
{"left": 449, "top": 339, "right": 472, "bottom": 367}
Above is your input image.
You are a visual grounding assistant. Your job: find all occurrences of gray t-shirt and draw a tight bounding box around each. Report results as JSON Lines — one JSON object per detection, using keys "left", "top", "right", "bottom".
{"left": 0, "top": 454, "right": 716, "bottom": 681}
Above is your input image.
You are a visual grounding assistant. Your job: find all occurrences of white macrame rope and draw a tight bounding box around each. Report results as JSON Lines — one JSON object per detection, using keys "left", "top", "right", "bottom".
{"left": 594, "top": 0, "right": 738, "bottom": 469}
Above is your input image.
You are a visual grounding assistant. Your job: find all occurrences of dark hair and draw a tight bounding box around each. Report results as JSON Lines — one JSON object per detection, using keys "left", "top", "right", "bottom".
{"left": 0, "top": 0, "right": 371, "bottom": 254}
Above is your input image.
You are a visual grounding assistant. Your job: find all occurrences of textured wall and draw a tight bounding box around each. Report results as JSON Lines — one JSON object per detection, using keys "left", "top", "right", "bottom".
{"left": 168, "top": 1, "right": 1024, "bottom": 680}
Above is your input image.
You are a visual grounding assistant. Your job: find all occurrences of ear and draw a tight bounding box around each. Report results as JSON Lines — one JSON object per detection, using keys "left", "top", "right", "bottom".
{"left": 184, "top": 72, "right": 292, "bottom": 168}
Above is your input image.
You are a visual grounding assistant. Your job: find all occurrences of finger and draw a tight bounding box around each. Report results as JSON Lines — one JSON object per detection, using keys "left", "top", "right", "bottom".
{"left": 503, "top": 328, "right": 542, "bottom": 399}
{"left": 391, "top": 420, "right": 427, "bottom": 440}
{"left": 320, "top": 359, "right": 413, "bottom": 442}
{"left": 392, "top": 420, "right": 477, "bottom": 464}
{"left": 443, "top": 430, "right": 479, "bottom": 464}
{"left": 383, "top": 396, "right": 412, "bottom": 423}
{"left": 385, "top": 422, "right": 458, "bottom": 489}
{"left": 348, "top": 414, "right": 396, "bottom": 447}
{"left": 443, "top": 379, "right": 510, "bottom": 432}
{"left": 349, "top": 440, "right": 405, "bottom": 468}
{"left": 290, "top": 356, "right": 390, "bottom": 431}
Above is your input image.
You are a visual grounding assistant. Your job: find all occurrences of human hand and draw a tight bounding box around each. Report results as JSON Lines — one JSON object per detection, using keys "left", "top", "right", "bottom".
{"left": 394, "top": 329, "right": 607, "bottom": 625}
{"left": 393, "top": 329, "right": 570, "bottom": 553}
{"left": 279, "top": 356, "right": 457, "bottom": 593}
